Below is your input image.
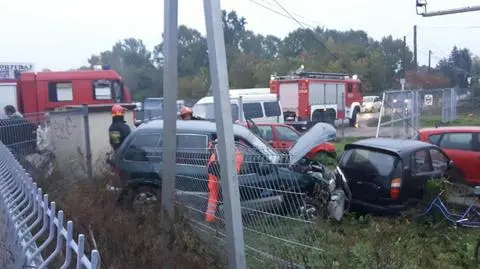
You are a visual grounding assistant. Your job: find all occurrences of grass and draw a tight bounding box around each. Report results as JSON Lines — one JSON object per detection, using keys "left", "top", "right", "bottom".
{"left": 26, "top": 147, "right": 480, "bottom": 269}
{"left": 244, "top": 180, "right": 480, "bottom": 269}
{"left": 369, "top": 113, "right": 480, "bottom": 128}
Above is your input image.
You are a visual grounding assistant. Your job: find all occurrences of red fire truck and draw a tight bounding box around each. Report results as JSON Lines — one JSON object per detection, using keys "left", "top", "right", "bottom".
{"left": 269, "top": 71, "right": 363, "bottom": 130}
{"left": 0, "top": 66, "right": 133, "bottom": 117}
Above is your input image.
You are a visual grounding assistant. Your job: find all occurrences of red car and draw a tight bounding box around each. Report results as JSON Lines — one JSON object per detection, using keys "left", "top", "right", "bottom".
{"left": 245, "top": 122, "right": 336, "bottom": 159}
{"left": 416, "top": 126, "right": 480, "bottom": 185}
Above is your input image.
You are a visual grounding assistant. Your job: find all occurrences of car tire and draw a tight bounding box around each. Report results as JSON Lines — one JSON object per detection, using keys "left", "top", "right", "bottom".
{"left": 118, "top": 185, "right": 161, "bottom": 211}
{"left": 349, "top": 107, "right": 360, "bottom": 127}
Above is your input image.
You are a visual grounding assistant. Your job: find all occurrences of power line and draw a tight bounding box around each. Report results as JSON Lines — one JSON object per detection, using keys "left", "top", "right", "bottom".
{"left": 417, "top": 25, "right": 480, "bottom": 29}
{"left": 248, "top": 0, "right": 321, "bottom": 28}
{"left": 255, "top": 0, "right": 354, "bottom": 73}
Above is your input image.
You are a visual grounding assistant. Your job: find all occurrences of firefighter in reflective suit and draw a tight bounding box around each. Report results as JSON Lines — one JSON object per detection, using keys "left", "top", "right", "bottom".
{"left": 204, "top": 139, "right": 244, "bottom": 223}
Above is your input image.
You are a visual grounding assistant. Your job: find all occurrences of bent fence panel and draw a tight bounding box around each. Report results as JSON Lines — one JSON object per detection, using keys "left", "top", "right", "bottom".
{"left": 149, "top": 142, "right": 336, "bottom": 268}
{"left": 0, "top": 141, "right": 100, "bottom": 269}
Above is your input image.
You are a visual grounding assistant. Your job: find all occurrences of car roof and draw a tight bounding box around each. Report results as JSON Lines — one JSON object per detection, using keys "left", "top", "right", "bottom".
{"left": 136, "top": 119, "right": 253, "bottom": 137}
{"left": 419, "top": 126, "right": 480, "bottom": 133}
{"left": 346, "top": 138, "right": 434, "bottom": 154}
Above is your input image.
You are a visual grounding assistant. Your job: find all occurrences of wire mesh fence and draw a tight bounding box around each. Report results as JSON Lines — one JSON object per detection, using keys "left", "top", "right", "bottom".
{"left": 376, "top": 88, "right": 458, "bottom": 138}
{"left": 0, "top": 141, "right": 100, "bottom": 269}
{"left": 135, "top": 126, "right": 348, "bottom": 268}
{"left": 0, "top": 109, "right": 90, "bottom": 182}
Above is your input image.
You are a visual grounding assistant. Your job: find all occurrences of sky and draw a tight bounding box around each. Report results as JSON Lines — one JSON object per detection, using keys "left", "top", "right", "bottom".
{"left": 1, "top": 0, "right": 479, "bottom": 71}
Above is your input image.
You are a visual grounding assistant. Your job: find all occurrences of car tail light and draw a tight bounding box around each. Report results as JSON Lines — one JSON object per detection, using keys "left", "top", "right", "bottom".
{"left": 390, "top": 177, "right": 401, "bottom": 200}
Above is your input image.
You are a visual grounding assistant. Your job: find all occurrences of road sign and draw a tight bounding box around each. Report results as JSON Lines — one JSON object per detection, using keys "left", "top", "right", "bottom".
{"left": 424, "top": 94, "right": 433, "bottom": 106}
{"left": 400, "top": 78, "right": 406, "bottom": 90}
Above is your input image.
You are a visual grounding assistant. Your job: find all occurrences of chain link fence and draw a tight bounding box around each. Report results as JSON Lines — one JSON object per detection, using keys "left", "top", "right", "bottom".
{"left": 376, "top": 88, "right": 457, "bottom": 138}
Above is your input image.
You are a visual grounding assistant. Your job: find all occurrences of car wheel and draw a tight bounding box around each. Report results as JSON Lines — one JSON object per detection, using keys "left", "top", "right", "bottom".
{"left": 119, "top": 185, "right": 161, "bottom": 210}
{"left": 349, "top": 107, "right": 360, "bottom": 127}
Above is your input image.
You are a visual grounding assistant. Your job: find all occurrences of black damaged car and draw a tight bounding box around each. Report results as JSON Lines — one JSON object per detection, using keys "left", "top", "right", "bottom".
{"left": 112, "top": 119, "right": 351, "bottom": 220}
{"left": 337, "top": 138, "right": 453, "bottom": 214}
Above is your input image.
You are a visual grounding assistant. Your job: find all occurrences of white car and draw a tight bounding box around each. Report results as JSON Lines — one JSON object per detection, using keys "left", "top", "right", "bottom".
{"left": 361, "top": 96, "right": 382, "bottom": 113}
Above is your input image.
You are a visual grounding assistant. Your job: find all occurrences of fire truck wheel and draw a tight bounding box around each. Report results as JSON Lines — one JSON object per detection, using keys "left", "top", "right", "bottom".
{"left": 349, "top": 107, "right": 360, "bottom": 127}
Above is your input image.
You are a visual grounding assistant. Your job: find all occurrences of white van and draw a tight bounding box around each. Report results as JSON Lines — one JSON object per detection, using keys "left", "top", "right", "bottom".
{"left": 193, "top": 93, "right": 284, "bottom": 123}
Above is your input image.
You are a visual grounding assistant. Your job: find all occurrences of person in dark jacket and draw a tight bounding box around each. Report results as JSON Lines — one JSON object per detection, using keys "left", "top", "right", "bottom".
{"left": 109, "top": 104, "right": 131, "bottom": 151}
{"left": 0, "top": 105, "right": 36, "bottom": 157}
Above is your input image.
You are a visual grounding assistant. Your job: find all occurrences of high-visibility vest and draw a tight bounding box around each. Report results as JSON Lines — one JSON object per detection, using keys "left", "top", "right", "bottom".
{"left": 204, "top": 148, "right": 244, "bottom": 223}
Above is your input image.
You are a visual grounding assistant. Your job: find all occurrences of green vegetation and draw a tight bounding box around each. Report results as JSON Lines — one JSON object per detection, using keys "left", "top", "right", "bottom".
{"left": 244, "top": 180, "right": 480, "bottom": 269}
{"left": 421, "top": 114, "right": 480, "bottom": 128}
{"left": 75, "top": 9, "right": 480, "bottom": 101}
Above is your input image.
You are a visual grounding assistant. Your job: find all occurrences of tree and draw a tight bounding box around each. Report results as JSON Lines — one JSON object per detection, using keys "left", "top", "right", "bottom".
{"left": 437, "top": 46, "right": 472, "bottom": 88}
{"left": 83, "top": 9, "right": 478, "bottom": 102}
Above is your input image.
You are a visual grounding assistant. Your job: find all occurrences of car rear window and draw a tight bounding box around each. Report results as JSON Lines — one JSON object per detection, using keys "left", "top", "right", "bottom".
{"left": 243, "top": 102, "right": 263, "bottom": 119}
{"left": 263, "top": 101, "right": 281, "bottom": 117}
{"left": 340, "top": 148, "right": 397, "bottom": 177}
{"left": 428, "top": 134, "right": 441, "bottom": 145}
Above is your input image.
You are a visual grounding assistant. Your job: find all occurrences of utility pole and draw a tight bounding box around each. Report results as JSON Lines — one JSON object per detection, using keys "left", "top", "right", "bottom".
{"left": 428, "top": 50, "right": 432, "bottom": 72}
{"left": 413, "top": 25, "right": 418, "bottom": 70}
{"left": 401, "top": 35, "right": 407, "bottom": 90}
{"left": 416, "top": 1, "right": 480, "bottom": 17}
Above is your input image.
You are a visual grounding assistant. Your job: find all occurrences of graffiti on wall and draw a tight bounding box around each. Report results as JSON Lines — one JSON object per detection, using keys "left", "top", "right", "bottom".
{"left": 51, "top": 115, "right": 78, "bottom": 140}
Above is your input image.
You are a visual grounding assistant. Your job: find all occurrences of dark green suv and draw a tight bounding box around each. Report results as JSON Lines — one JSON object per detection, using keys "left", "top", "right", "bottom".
{"left": 113, "top": 119, "right": 350, "bottom": 220}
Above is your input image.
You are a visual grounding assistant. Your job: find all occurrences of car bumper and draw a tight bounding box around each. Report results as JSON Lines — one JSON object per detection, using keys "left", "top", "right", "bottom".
{"left": 350, "top": 198, "right": 419, "bottom": 214}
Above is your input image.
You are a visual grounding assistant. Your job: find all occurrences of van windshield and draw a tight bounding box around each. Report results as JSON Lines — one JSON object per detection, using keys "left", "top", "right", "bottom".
{"left": 339, "top": 148, "right": 397, "bottom": 177}
{"left": 144, "top": 99, "right": 163, "bottom": 120}
{"left": 193, "top": 103, "right": 239, "bottom": 121}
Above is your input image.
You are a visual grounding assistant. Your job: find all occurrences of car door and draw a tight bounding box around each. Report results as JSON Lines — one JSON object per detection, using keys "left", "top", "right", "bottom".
{"left": 233, "top": 140, "right": 281, "bottom": 206}
{"left": 151, "top": 133, "right": 210, "bottom": 192}
{"left": 272, "top": 125, "right": 300, "bottom": 150}
{"left": 428, "top": 147, "right": 450, "bottom": 178}
{"left": 437, "top": 132, "right": 480, "bottom": 184}
{"left": 408, "top": 148, "right": 434, "bottom": 197}
{"left": 122, "top": 132, "right": 162, "bottom": 181}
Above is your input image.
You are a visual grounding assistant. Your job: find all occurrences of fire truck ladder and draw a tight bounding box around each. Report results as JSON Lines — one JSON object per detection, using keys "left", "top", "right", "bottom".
{"left": 274, "top": 71, "right": 351, "bottom": 81}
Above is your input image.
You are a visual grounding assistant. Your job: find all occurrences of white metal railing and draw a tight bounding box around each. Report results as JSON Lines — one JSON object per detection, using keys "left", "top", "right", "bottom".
{"left": 0, "top": 141, "right": 100, "bottom": 268}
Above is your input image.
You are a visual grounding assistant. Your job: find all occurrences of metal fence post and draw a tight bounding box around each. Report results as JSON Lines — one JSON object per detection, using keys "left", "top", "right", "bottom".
{"left": 160, "top": 2, "right": 178, "bottom": 269}
{"left": 238, "top": 96, "right": 244, "bottom": 123}
{"left": 81, "top": 104, "right": 93, "bottom": 180}
{"left": 203, "top": 0, "right": 246, "bottom": 268}
{"left": 375, "top": 91, "right": 386, "bottom": 138}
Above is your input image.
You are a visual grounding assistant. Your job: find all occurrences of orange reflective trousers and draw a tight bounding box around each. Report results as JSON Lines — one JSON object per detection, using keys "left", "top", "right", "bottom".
{"left": 204, "top": 149, "right": 244, "bottom": 223}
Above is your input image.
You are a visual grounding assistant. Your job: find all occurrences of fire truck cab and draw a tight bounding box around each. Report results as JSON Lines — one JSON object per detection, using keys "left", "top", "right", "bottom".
{"left": 0, "top": 67, "right": 132, "bottom": 117}
{"left": 269, "top": 71, "right": 363, "bottom": 130}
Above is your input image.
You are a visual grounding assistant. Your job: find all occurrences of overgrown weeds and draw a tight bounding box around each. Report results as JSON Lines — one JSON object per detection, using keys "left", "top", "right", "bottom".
{"left": 32, "top": 158, "right": 225, "bottom": 269}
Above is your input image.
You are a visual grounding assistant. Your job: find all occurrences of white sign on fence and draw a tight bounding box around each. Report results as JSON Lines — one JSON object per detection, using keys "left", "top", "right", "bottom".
{"left": 424, "top": 94, "right": 433, "bottom": 106}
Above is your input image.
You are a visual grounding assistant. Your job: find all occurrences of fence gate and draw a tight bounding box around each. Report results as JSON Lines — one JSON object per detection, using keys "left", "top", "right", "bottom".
{"left": 376, "top": 88, "right": 457, "bottom": 138}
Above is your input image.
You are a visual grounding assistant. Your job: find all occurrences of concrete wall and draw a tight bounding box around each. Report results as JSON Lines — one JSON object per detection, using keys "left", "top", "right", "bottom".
{"left": 87, "top": 110, "right": 135, "bottom": 174}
